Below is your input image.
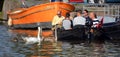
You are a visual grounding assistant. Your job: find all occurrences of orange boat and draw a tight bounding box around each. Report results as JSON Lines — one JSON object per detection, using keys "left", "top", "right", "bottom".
{"left": 7, "top": 2, "right": 75, "bottom": 28}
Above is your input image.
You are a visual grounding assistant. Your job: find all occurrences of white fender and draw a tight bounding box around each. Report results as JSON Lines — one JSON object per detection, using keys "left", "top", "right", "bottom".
{"left": 8, "top": 16, "right": 12, "bottom": 26}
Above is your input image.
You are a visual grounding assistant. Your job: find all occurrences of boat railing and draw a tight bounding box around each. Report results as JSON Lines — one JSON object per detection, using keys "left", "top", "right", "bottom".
{"left": 109, "top": 5, "right": 120, "bottom": 18}
{"left": 83, "top": 4, "right": 120, "bottom": 18}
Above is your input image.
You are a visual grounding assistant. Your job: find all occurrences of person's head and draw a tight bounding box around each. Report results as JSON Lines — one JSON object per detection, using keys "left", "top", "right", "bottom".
{"left": 57, "top": 11, "right": 62, "bottom": 17}
{"left": 83, "top": 9, "right": 88, "bottom": 17}
{"left": 89, "top": 12, "right": 97, "bottom": 20}
{"left": 76, "top": 9, "right": 82, "bottom": 16}
{"left": 65, "top": 12, "right": 70, "bottom": 18}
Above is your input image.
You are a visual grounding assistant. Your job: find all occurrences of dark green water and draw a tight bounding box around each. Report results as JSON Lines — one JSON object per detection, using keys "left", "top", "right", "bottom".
{"left": 0, "top": 24, "right": 120, "bottom": 57}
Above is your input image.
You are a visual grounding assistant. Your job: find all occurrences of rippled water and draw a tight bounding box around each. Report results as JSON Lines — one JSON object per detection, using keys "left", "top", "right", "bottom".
{"left": 0, "top": 24, "right": 120, "bottom": 57}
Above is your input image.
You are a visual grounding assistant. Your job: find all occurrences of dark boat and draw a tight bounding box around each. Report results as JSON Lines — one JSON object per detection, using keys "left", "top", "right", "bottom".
{"left": 56, "top": 28, "right": 85, "bottom": 39}
{"left": 98, "top": 16, "right": 120, "bottom": 32}
{"left": 55, "top": 16, "right": 120, "bottom": 40}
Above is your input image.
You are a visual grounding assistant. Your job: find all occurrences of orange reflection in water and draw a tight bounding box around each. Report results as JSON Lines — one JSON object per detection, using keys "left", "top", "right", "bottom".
{"left": 10, "top": 29, "right": 53, "bottom": 37}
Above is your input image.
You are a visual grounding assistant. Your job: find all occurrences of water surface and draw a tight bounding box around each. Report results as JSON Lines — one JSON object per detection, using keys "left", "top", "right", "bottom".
{"left": 0, "top": 24, "right": 120, "bottom": 57}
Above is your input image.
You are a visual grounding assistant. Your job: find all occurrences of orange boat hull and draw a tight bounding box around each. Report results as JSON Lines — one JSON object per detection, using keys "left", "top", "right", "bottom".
{"left": 8, "top": 2, "right": 75, "bottom": 28}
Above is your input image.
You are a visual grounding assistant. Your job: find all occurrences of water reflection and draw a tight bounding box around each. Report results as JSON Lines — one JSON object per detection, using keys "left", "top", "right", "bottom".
{"left": 9, "top": 29, "right": 120, "bottom": 57}
{"left": 11, "top": 29, "right": 52, "bottom": 37}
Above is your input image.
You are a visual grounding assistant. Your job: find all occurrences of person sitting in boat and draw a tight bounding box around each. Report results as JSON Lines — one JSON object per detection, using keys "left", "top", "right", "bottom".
{"left": 83, "top": 9, "right": 93, "bottom": 38}
{"left": 62, "top": 12, "right": 73, "bottom": 30}
{"left": 73, "top": 10, "right": 86, "bottom": 38}
{"left": 89, "top": 12, "right": 101, "bottom": 38}
{"left": 83, "top": 9, "right": 93, "bottom": 28}
{"left": 83, "top": 9, "right": 89, "bottom": 19}
{"left": 73, "top": 9, "right": 82, "bottom": 18}
{"left": 52, "top": 11, "right": 65, "bottom": 30}
{"left": 89, "top": 12, "right": 99, "bottom": 28}
{"left": 89, "top": 12, "right": 111, "bottom": 40}
{"left": 73, "top": 10, "right": 86, "bottom": 29}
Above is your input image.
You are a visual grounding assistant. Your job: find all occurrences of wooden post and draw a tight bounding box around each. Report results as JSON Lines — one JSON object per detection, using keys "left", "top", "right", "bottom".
{"left": 0, "top": 0, "right": 4, "bottom": 11}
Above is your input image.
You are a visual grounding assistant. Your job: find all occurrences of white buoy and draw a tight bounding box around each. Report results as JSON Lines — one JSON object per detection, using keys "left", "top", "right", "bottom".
{"left": 22, "top": 27, "right": 42, "bottom": 45}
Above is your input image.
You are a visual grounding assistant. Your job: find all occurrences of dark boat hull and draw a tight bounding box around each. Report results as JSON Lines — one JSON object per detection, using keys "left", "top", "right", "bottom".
{"left": 56, "top": 28, "right": 86, "bottom": 40}
{"left": 56, "top": 21, "right": 120, "bottom": 40}
{"left": 102, "top": 22, "right": 120, "bottom": 33}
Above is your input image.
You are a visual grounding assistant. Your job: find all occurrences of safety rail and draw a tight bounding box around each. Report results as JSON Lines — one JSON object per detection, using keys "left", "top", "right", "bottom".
{"left": 83, "top": 4, "right": 120, "bottom": 18}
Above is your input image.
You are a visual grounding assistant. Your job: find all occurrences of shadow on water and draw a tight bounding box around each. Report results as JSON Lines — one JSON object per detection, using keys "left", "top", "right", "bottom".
{"left": 0, "top": 24, "right": 120, "bottom": 57}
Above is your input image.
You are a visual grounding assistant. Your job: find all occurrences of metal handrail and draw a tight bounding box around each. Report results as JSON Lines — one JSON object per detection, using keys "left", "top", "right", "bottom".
{"left": 83, "top": 4, "right": 120, "bottom": 18}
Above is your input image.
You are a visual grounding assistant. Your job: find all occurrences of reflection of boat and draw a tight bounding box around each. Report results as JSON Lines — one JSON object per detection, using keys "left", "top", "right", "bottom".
{"left": 11, "top": 29, "right": 52, "bottom": 37}
{"left": 7, "top": 2, "right": 75, "bottom": 28}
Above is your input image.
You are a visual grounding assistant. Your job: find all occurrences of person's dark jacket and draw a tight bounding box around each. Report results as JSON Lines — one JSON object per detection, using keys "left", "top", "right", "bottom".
{"left": 85, "top": 16, "right": 93, "bottom": 27}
